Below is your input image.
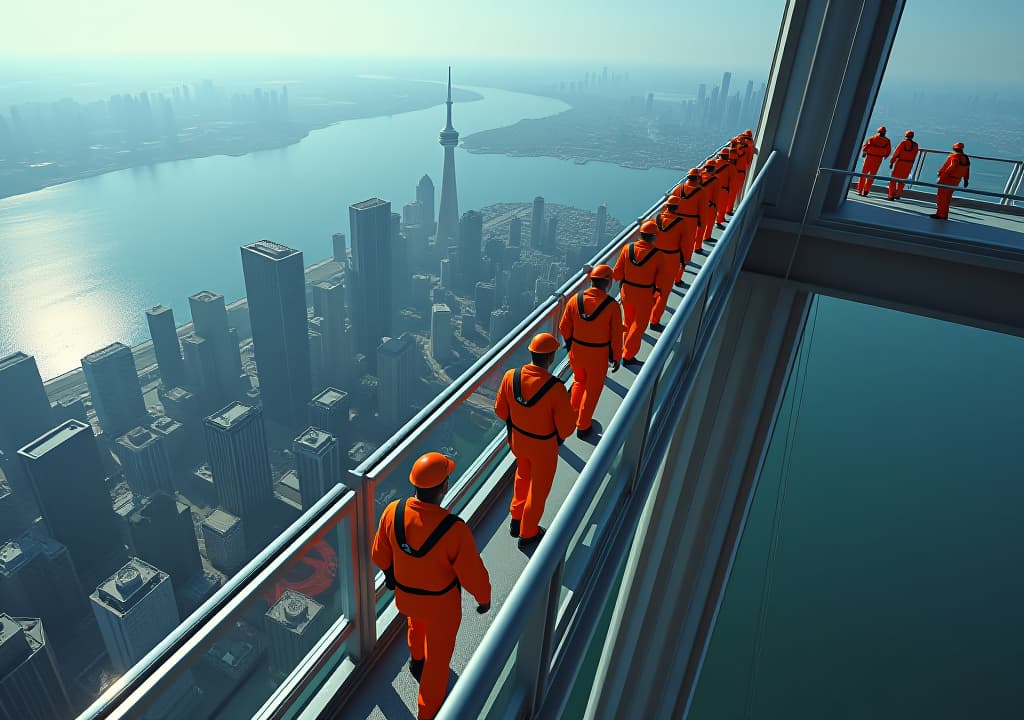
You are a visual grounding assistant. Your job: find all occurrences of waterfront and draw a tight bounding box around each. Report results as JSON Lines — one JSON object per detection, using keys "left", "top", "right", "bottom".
{"left": 0, "top": 82, "right": 684, "bottom": 379}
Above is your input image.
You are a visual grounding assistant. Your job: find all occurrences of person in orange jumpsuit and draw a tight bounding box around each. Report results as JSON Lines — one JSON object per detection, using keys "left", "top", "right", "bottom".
{"left": 887, "top": 130, "right": 919, "bottom": 201}
{"left": 649, "top": 197, "right": 686, "bottom": 329}
{"left": 612, "top": 220, "right": 670, "bottom": 365}
{"left": 669, "top": 169, "right": 704, "bottom": 284}
{"left": 696, "top": 159, "right": 719, "bottom": 252}
{"left": 726, "top": 132, "right": 757, "bottom": 215}
{"left": 494, "top": 332, "right": 575, "bottom": 547}
{"left": 372, "top": 452, "right": 492, "bottom": 720}
{"left": 857, "top": 125, "right": 891, "bottom": 196}
{"left": 931, "top": 142, "right": 970, "bottom": 220}
{"left": 715, "top": 147, "right": 739, "bottom": 228}
{"left": 558, "top": 264, "right": 622, "bottom": 438}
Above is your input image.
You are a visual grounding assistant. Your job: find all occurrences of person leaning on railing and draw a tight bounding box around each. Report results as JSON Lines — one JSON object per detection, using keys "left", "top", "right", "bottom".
{"left": 372, "top": 452, "right": 491, "bottom": 720}
{"left": 887, "top": 129, "right": 919, "bottom": 201}
{"left": 931, "top": 142, "right": 970, "bottom": 220}
{"left": 857, "top": 125, "right": 891, "bottom": 196}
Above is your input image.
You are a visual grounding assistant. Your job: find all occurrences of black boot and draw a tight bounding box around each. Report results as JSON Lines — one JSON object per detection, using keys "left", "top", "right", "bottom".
{"left": 409, "top": 658, "right": 424, "bottom": 683}
{"left": 509, "top": 518, "right": 520, "bottom": 538}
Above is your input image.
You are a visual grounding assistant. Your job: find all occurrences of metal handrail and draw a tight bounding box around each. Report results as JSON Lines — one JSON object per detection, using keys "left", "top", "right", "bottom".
{"left": 436, "top": 151, "right": 779, "bottom": 720}
{"left": 825, "top": 166, "right": 1024, "bottom": 204}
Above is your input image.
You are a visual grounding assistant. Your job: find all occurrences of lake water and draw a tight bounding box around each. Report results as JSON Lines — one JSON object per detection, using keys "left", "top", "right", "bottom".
{"left": 0, "top": 84, "right": 683, "bottom": 379}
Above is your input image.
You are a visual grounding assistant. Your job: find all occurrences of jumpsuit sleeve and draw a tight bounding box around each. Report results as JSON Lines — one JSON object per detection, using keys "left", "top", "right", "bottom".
{"left": 609, "top": 301, "right": 624, "bottom": 362}
{"left": 450, "top": 523, "right": 491, "bottom": 605}
{"left": 552, "top": 384, "right": 577, "bottom": 441}
{"left": 963, "top": 160, "right": 970, "bottom": 183}
{"left": 883, "top": 139, "right": 891, "bottom": 157}
{"left": 938, "top": 156, "right": 954, "bottom": 178}
{"left": 558, "top": 298, "right": 574, "bottom": 344}
{"left": 371, "top": 501, "right": 396, "bottom": 572}
{"left": 612, "top": 247, "right": 626, "bottom": 282}
{"left": 494, "top": 370, "right": 511, "bottom": 422}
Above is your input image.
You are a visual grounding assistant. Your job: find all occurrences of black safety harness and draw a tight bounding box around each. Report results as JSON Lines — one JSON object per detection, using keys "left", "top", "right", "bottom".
{"left": 505, "top": 368, "right": 562, "bottom": 441}
{"left": 566, "top": 290, "right": 616, "bottom": 361}
{"left": 388, "top": 499, "right": 463, "bottom": 596}
{"left": 655, "top": 215, "right": 682, "bottom": 256}
{"left": 674, "top": 188, "right": 703, "bottom": 226}
{"left": 620, "top": 242, "right": 659, "bottom": 289}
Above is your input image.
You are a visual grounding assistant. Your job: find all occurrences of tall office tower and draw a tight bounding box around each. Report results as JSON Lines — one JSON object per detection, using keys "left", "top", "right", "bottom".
{"left": 430, "top": 304, "right": 453, "bottom": 360}
{"left": 435, "top": 68, "right": 460, "bottom": 248}
{"left": 292, "top": 428, "right": 342, "bottom": 510}
{"left": 530, "top": 197, "right": 545, "bottom": 249}
{"left": 475, "top": 283, "right": 496, "bottom": 329}
{"left": 128, "top": 492, "right": 201, "bottom": 595}
{"left": 0, "top": 534, "right": 86, "bottom": 641}
{"left": 264, "top": 590, "right": 329, "bottom": 679}
{"left": 0, "top": 484, "right": 27, "bottom": 538}
{"left": 457, "top": 210, "right": 483, "bottom": 290}
{"left": 241, "top": 241, "right": 312, "bottom": 431}
{"left": 391, "top": 212, "right": 410, "bottom": 311}
{"left": 81, "top": 343, "right": 147, "bottom": 439}
{"left": 376, "top": 334, "right": 416, "bottom": 428}
{"left": 146, "top": 305, "right": 186, "bottom": 389}
{"left": 51, "top": 395, "right": 87, "bottom": 424}
{"left": 719, "top": 71, "right": 733, "bottom": 123}
{"left": 489, "top": 308, "right": 513, "bottom": 345}
{"left": 116, "top": 426, "right": 174, "bottom": 497}
{"left": 188, "top": 290, "right": 244, "bottom": 407}
{"left": 331, "top": 232, "right": 346, "bottom": 263}
{"left": 710, "top": 85, "right": 720, "bottom": 124}
{"left": 402, "top": 201, "right": 421, "bottom": 226}
{"left": 0, "top": 352, "right": 54, "bottom": 525}
{"left": 201, "top": 510, "right": 246, "bottom": 573}
{"left": 158, "top": 385, "right": 200, "bottom": 426}
{"left": 149, "top": 415, "right": 188, "bottom": 474}
{"left": 18, "top": 420, "right": 124, "bottom": 587}
{"left": 440, "top": 258, "right": 453, "bottom": 289}
{"left": 349, "top": 198, "right": 393, "bottom": 366}
{"left": 417, "top": 176, "right": 436, "bottom": 237}
{"left": 509, "top": 216, "right": 522, "bottom": 247}
{"left": 312, "top": 280, "right": 348, "bottom": 386}
{"left": 204, "top": 402, "right": 273, "bottom": 524}
{"left": 0, "top": 615, "right": 72, "bottom": 720}
{"left": 546, "top": 214, "right": 559, "bottom": 250}
{"left": 411, "top": 274, "right": 432, "bottom": 311}
{"left": 741, "top": 80, "right": 754, "bottom": 126}
{"left": 180, "top": 333, "right": 218, "bottom": 410}
{"left": 91, "top": 559, "right": 197, "bottom": 718}
{"left": 593, "top": 204, "right": 608, "bottom": 244}
{"left": 308, "top": 388, "right": 348, "bottom": 439}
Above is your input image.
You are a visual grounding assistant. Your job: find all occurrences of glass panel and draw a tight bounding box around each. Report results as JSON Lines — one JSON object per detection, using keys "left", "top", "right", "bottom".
{"left": 131, "top": 509, "right": 357, "bottom": 720}
{"left": 479, "top": 646, "right": 525, "bottom": 720}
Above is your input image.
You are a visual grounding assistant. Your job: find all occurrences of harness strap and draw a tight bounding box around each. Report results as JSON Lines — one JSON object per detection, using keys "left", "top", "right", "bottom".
{"left": 512, "top": 368, "right": 561, "bottom": 407}
{"left": 628, "top": 242, "right": 659, "bottom": 267}
{"left": 576, "top": 291, "right": 615, "bottom": 322}
{"left": 395, "top": 499, "right": 463, "bottom": 558}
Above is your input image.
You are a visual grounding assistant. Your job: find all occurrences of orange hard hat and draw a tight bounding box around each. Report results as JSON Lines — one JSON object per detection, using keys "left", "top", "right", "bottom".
{"left": 953, "top": 142, "right": 964, "bottom": 150}
{"left": 703, "top": 158, "right": 718, "bottom": 169}
{"left": 528, "top": 332, "right": 560, "bottom": 354}
{"left": 686, "top": 168, "right": 702, "bottom": 179}
{"left": 744, "top": 129, "right": 753, "bottom": 137}
{"left": 640, "top": 219, "right": 659, "bottom": 236}
{"left": 410, "top": 452, "right": 456, "bottom": 489}
{"left": 905, "top": 130, "right": 914, "bottom": 138}
{"left": 589, "top": 264, "right": 613, "bottom": 280}
{"left": 877, "top": 126, "right": 887, "bottom": 133}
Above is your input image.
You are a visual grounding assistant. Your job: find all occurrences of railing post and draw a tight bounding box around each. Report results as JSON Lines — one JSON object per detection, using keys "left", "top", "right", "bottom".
{"left": 910, "top": 149, "right": 926, "bottom": 184}
{"left": 347, "top": 469, "right": 380, "bottom": 661}
{"left": 514, "top": 556, "right": 565, "bottom": 717}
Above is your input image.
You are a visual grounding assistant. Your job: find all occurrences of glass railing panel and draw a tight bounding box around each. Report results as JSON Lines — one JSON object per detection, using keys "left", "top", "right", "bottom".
{"left": 479, "top": 648, "right": 525, "bottom": 720}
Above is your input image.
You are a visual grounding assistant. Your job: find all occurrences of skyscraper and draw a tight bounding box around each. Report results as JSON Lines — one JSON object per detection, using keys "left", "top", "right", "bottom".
{"left": 204, "top": 402, "right": 273, "bottom": 525}
{"left": 308, "top": 388, "right": 348, "bottom": 439}
{"left": 435, "top": 68, "right": 460, "bottom": 248}
{"left": 81, "top": 342, "right": 147, "bottom": 439}
{"left": 546, "top": 214, "right": 559, "bottom": 250}
{"left": 391, "top": 212, "right": 410, "bottom": 310}
{"left": 146, "top": 305, "right": 186, "bottom": 389}
{"left": 0, "top": 615, "right": 72, "bottom": 720}
{"left": 0, "top": 352, "right": 52, "bottom": 524}
{"left": 128, "top": 492, "right": 201, "bottom": 595}
{"left": 417, "top": 175, "right": 435, "bottom": 233}
{"left": 475, "top": 282, "right": 496, "bottom": 328}
{"left": 376, "top": 334, "right": 416, "bottom": 428}
{"left": 188, "top": 290, "right": 243, "bottom": 409}
{"left": 116, "top": 426, "right": 175, "bottom": 497}
{"left": 292, "top": 427, "right": 343, "bottom": 510}
{"left": 509, "top": 216, "right": 522, "bottom": 247}
{"left": 18, "top": 420, "right": 124, "bottom": 587}
{"left": 458, "top": 210, "right": 483, "bottom": 290}
{"left": 331, "top": 232, "right": 346, "bottom": 262}
{"left": 0, "top": 534, "right": 86, "bottom": 641}
{"left": 593, "top": 203, "right": 608, "bottom": 245}
{"left": 430, "top": 304, "right": 452, "bottom": 360}
{"left": 719, "top": 71, "right": 732, "bottom": 125}
{"left": 201, "top": 510, "right": 246, "bottom": 573}
{"left": 241, "top": 241, "right": 312, "bottom": 431}
{"left": 349, "top": 198, "right": 393, "bottom": 364}
{"left": 91, "top": 559, "right": 198, "bottom": 718}
{"left": 312, "top": 281, "right": 347, "bottom": 386}
{"left": 531, "top": 196, "right": 545, "bottom": 249}
{"left": 264, "top": 590, "right": 329, "bottom": 679}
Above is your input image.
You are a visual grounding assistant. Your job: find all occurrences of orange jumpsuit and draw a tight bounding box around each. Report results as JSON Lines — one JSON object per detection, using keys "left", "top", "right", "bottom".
{"left": 612, "top": 238, "right": 669, "bottom": 360}
{"left": 494, "top": 365, "right": 575, "bottom": 540}
{"left": 372, "top": 498, "right": 491, "bottom": 720}
{"left": 670, "top": 181, "right": 703, "bottom": 281}
{"left": 935, "top": 151, "right": 971, "bottom": 219}
{"left": 697, "top": 168, "right": 718, "bottom": 250}
{"left": 715, "top": 156, "right": 737, "bottom": 225}
{"left": 887, "top": 138, "right": 919, "bottom": 199}
{"left": 558, "top": 287, "right": 623, "bottom": 431}
{"left": 857, "top": 133, "right": 891, "bottom": 195}
{"left": 650, "top": 209, "right": 686, "bottom": 325}
{"left": 727, "top": 140, "right": 754, "bottom": 214}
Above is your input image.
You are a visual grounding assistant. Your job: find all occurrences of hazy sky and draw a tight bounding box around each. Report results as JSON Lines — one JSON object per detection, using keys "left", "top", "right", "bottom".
{"left": 2, "top": 0, "right": 1021, "bottom": 86}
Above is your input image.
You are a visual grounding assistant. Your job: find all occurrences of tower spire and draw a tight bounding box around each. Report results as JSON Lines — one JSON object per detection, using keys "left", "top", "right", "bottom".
{"left": 445, "top": 66, "right": 454, "bottom": 131}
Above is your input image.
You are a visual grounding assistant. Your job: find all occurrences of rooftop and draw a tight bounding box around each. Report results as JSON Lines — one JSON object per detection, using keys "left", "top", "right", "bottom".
{"left": 203, "top": 509, "right": 241, "bottom": 534}
{"left": 0, "top": 351, "right": 31, "bottom": 371}
{"left": 82, "top": 342, "right": 130, "bottom": 364}
{"left": 311, "top": 387, "right": 348, "bottom": 407}
{"left": 377, "top": 335, "right": 411, "bottom": 356}
{"left": 190, "top": 290, "right": 223, "bottom": 303}
{"left": 433, "top": 303, "right": 452, "bottom": 313}
{"left": 162, "top": 386, "right": 193, "bottom": 401}
{"left": 18, "top": 419, "right": 89, "bottom": 459}
{"left": 265, "top": 589, "right": 324, "bottom": 635}
{"left": 294, "top": 427, "right": 334, "bottom": 452}
{"left": 93, "top": 558, "right": 165, "bottom": 616}
{"left": 351, "top": 198, "right": 388, "bottom": 211}
{"left": 150, "top": 416, "right": 182, "bottom": 434}
{"left": 244, "top": 239, "right": 300, "bottom": 260}
{"left": 205, "top": 402, "right": 257, "bottom": 430}
{"left": 118, "top": 426, "right": 155, "bottom": 449}
{"left": 145, "top": 305, "right": 171, "bottom": 317}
